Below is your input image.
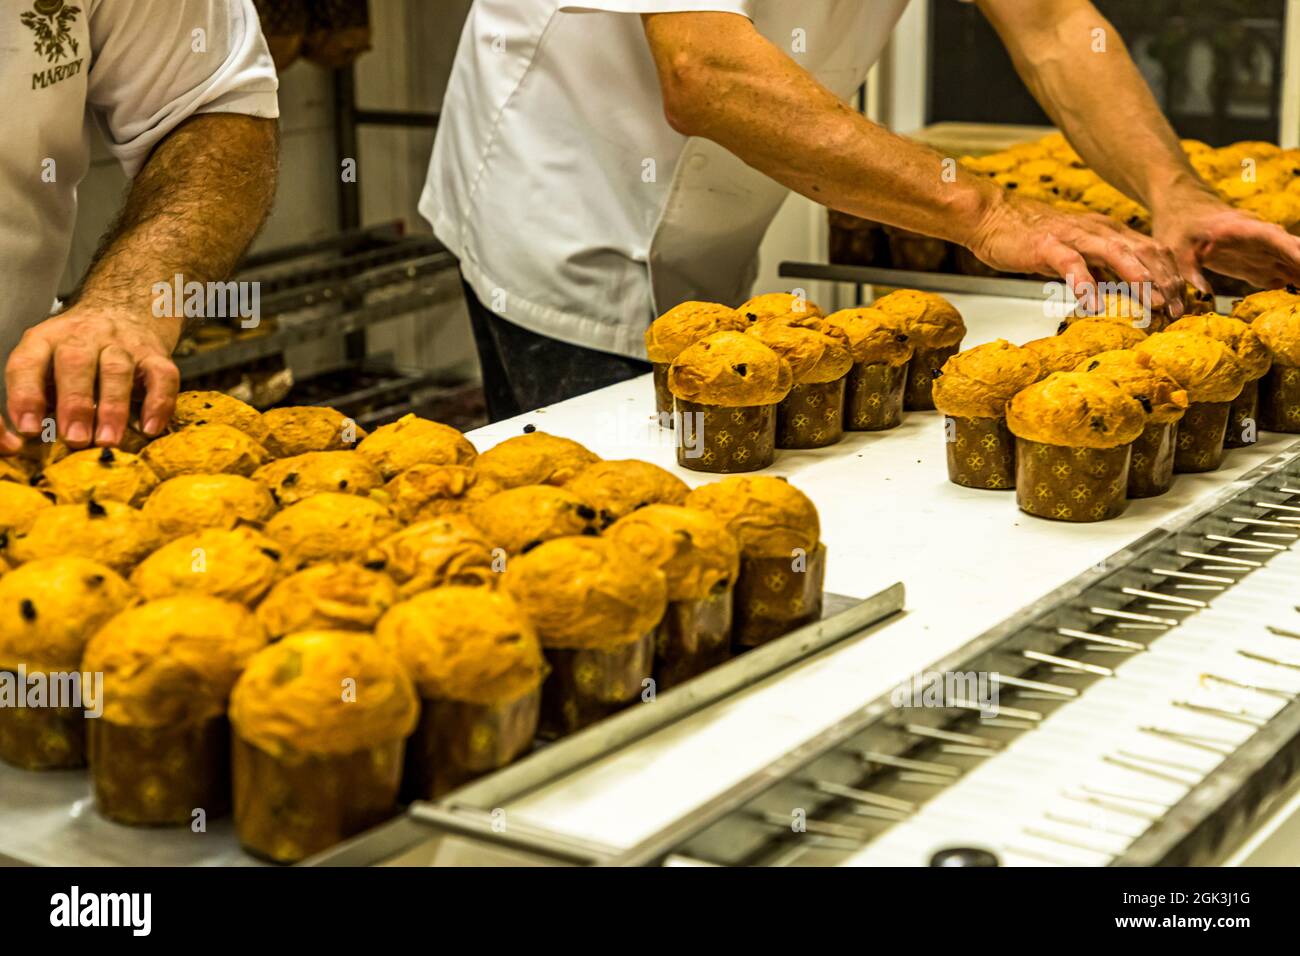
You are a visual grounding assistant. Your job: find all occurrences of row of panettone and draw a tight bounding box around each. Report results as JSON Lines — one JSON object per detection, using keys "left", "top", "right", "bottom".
{"left": 0, "top": 398, "right": 827, "bottom": 863}
{"left": 930, "top": 287, "right": 1300, "bottom": 522}
{"left": 646, "top": 290, "right": 966, "bottom": 471}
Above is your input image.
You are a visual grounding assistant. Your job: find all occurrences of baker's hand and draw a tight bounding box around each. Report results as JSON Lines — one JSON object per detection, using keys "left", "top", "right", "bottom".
{"left": 963, "top": 192, "right": 1185, "bottom": 316}
{"left": 1151, "top": 186, "right": 1300, "bottom": 292}
{"left": 1, "top": 306, "right": 181, "bottom": 454}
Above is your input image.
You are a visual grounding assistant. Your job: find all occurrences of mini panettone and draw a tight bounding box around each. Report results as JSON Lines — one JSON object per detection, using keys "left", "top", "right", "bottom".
{"left": 141, "top": 423, "right": 270, "bottom": 479}
{"left": 142, "top": 474, "right": 278, "bottom": 539}
{"left": 502, "top": 536, "right": 668, "bottom": 651}
{"left": 473, "top": 432, "right": 601, "bottom": 488}
{"left": 380, "top": 464, "right": 502, "bottom": 523}
{"left": 737, "top": 292, "right": 822, "bottom": 323}
{"left": 563, "top": 460, "right": 690, "bottom": 527}
{"left": 1231, "top": 287, "right": 1300, "bottom": 323}
{"left": 229, "top": 630, "right": 418, "bottom": 758}
{"left": 130, "top": 526, "right": 283, "bottom": 604}
{"left": 0, "top": 558, "right": 135, "bottom": 673}
{"left": 1253, "top": 307, "right": 1300, "bottom": 366}
{"left": 931, "top": 340, "right": 1042, "bottom": 419}
{"left": 745, "top": 322, "right": 853, "bottom": 384}
{"left": 5, "top": 501, "right": 163, "bottom": 574}
{"left": 871, "top": 290, "right": 966, "bottom": 350}
{"left": 376, "top": 587, "right": 546, "bottom": 705}
{"left": 1135, "top": 332, "right": 1248, "bottom": 402}
{"left": 821, "top": 308, "right": 914, "bottom": 365}
{"left": 83, "top": 596, "right": 270, "bottom": 728}
{"left": 667, "top": 331, "right": 793, "bottom": 407}
{"left": 469, "top": 485, "right": 599, "bottom": 554}
{"left": 260, "top": 406, "right": 366, "bottom": 457}
{"left": 644, "top": 301, "right": 747, "bottom": 364}
{"left": 1075, "top": 350, "right": 1189, "bottom": 423}
{"left": 607, "top": 504, "right": 740, "bottom": 602}
{"left": 355, "top": 414, "right": 477, "bottom": 479}
{"left": 171, "top": 391, "right": 269, "bottom": 444}
{"left": 683, "top": 476, "right": 819, "bottom": 558}
{"left": 264, "top": 492, "right": 400, "bottom": 568}
{"left": 252, "top": 451, "right": 384, "bottom": 506}
{"left": 1058, "top": 318, "right": 1148, "bottom": 354}
{"left": 256, "top": 562, "right": 400, "bottom": 639}
{"left": 369, "top": 514, "right": 497, "bottom": 595}
{"left": 0, "top": 482, "right": 54, "bottom": 535}
{"left": 1006, "top": 372, "right": 1146, "bottom": 448}
{"left": 1166, "top": 314, "right": 1272, "bottom": 381}
{"left": 37, "top": 447, "right": 160, "bottom": 507}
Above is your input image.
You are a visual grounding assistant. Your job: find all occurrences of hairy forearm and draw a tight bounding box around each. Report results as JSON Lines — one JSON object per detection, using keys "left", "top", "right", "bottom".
{"left": 643, "top": 13, "right": 1001, "bottom": 246}
{"left": 977, "top": 0, "right": 1209, "bottom": 209}
{"left": 73, "top": 113, "right": 279, "bottom": 321}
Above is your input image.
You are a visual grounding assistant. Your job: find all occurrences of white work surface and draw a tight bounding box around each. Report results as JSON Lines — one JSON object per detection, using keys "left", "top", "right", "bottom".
{"left": 464, "top": 294, "right": 1297, "bottom": 851}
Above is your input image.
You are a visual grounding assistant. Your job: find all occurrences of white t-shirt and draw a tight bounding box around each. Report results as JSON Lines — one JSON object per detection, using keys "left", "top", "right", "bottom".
{"left": 421, "top": 0, "right": 910, "bottom": 359}
{"left": 0, "top": 0, "right": 279, "bottom": 376}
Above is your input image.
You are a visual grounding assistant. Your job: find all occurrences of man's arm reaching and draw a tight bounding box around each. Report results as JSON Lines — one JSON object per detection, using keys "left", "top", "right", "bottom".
{"left": 2, "top": 113, "right": 278, "bottom": 452}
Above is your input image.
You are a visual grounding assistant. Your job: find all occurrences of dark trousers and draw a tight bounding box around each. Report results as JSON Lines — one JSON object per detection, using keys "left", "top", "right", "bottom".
{"left": 460, "top": 276, "right": 650, "bottom": 422}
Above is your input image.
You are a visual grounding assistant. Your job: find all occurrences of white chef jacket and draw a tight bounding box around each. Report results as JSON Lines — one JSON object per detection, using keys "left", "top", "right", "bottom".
{"left": 421, "top": 0, "right": 910, "bottom": 359}
{"left": 0, "top": 0, "right": 279, "bottom": 382}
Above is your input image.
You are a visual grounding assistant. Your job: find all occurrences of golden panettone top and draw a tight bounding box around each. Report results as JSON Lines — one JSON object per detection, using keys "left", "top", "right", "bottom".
{"left": 469, "top": 484, "right": 599, "bottom": 555}
{"left": 1165, "top": 314, "right": 1272, "bottom": 381}
{"left": 375, "top": 587, "right": 546, "bottom": 705}
{"left": 171, "top": 391, "right": 269, "bottom": 444}
{"left": 644, "top": 301, "right": 747, "bottom": 364}
{"left": 1231, "top": 287, "right": 1300, "bottom": 323}
{"left": 252, "top": 451, "right": 384, "bottom": 506}
{"left": 83, "top": 595, "right": 270, "bottom": 728}
{"left": 563, "top": 460, "right": 690, "bottom": 527}
{"left": 473, "top": 431, "right": 601, "bottom": 488}
{"left": 737, "top": 292, "right": 823, "bottom": 323}
{"left": 1058, "top": 318, "right": 1148, "bottom": 354}
{"left": 5, "top": 500, "right": 163, "bottom": 574}
{"left": 1252, "top": 307, "right": 1300, "bottom": 367}
{"left": 1135, "top": 332, "right": 1248, "bottom": 402}
{"left": 37, "top": 447, "right": 160, "bottom": 507}
{"left": 0, "top": 558, "right": 135, "bottom": 673}
{"left": 683, "top": 475, "right": 819, "bottom": 559}
{"left": 871, "top": 289, "right": 966, "bottom": 350}
{"left": 745, "top": 322, "right": 854, "bottom": 385}
{"left": 264, "top": 492, "right": 400, "bottom": 569}
{"left": 931, "top": 339, "right": 1042, "bottom": 420}
{"left": 606, "top": 504, "right": 740, "bottom": 602}
{"left": 1075, "top": 350, "right": 1189, "bottom": 424}
{"left": 667, "top": 331, "right": 793, "bottom": 407}
{"left": 1006, "top": 371, "right": 1147, "bottom": 449}
{"left": 142, "top": 473, "right": 278, "bottom": 540}
{"left": 130, "top": 526, "right": 283, "bottom": 605}
{"left": 355, "top": 414, "right": 477, "bottom": 479}
{"left": 141, "top": 423, "right": 270, "bottom": 479}
{"left": 368, "top": 514, "right": 497, "bottom": 596}
{"left": 379, "top": 464, "right": 502, "bottom": 523}
{"left": 821, "top": 307, "right": 914, "bottom": 366}
{"left": 1238, "top": 192, "right": 1300, "bottom": 229}
{"left": 502, "top": 536, "right": 667, "bottom": 650}
{"left": 256, "top": 562, "right": 400, "bottom": 639}
{"left": 1079, "top": 290, "right": 1158, "bottom": 330}
{"left": 229, "top": 630, "right": 418, "bottom": 758}
{"left": 260, "top": 406, "right": 366, "bottom": 458}
{"left": 0, "top": 482, "right": 54, "bottom": 534}
{"left": 1024, "top": 335, "right": 1096, "bottom": 376}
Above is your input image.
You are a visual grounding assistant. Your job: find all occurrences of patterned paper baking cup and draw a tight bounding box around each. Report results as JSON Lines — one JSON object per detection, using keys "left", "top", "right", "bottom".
{"left": 1014, "top": 438, "right": 1131, "bottom": 523}
{"left": 538, "top": 632, "right": 654, "bottom": 739}
{"left": 845, "top": 361, "right": 907, "bottom": 431}
{"left": 776, "top": 377, "right": 846, "bottom": 449}
{"left": 653, "top": 586, "right": 734, "bottom": 692}
{"left": 733, "top": 543, "right": 826, "bottom": 649}
{"left": 1258, "top": 363, "right": 1300, "bottom": 433}
{"left": 89, "top": 717, "right": 230, "bottom": 825}
{"left": 886, "top": 230, "right": 951, "bottom": 272}
{"left": 946, "top": 415, "right": 1016, "bottom": 490}
{"left": 1224, "top": 379, "right": 1260, "bottom": 449}
{"left": 1127, "top": 420, "right": 1177, "bottom": 499}
{"left": 905, "top": 343, "right": 962, "bottom": 411}
{"left": 652, "top": 363, "right": 673, "bottom": 428}
{"left": 0, "top": 684, "right": 84, "bottom": 770}
{"left": 233, "top": 736, "right": 405, "bottom": 864}
{"left": 675, "top": 399, "right": 776, "bottom": 473}
{"left": 401, "top": 689, "right": 539, "bottom": 800}
{"left": 1174, "top": 400, "right": 1230, "bottom": 473}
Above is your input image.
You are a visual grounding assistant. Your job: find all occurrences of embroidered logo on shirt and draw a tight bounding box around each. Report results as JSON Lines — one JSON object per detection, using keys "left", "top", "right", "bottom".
{"left": 20, "top": 0, "right": 84, "bottom": 89}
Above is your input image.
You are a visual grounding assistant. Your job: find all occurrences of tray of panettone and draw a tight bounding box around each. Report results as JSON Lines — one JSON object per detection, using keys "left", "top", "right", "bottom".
{"left": 0, "top": 391, "right": 888, "bottom": 866}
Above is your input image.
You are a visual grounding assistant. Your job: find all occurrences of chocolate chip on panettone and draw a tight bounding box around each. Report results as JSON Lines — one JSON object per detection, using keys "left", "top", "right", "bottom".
{"left": 1136, "top": 395, "right": 1153, "bottom": 414}
{"left": 519, "top": 539, "right": 543, "bottom": 554}
{"left": 575, "top": 504, "right": 597, "bottom": 521}
{"left": 1057, "top": 321, "right": 1069, "bottom": 335}
{"left": 522, "top": 423, "right": 536, "bottom": 434}
{"left": 282, "top": 473, "right": 298, "bottom": 486}
{"left": 260, "top": 547, "right": 281, "bottom": 561}
{"left": 732, "top": 363, "right": 748, "bottom": 377}
{"left": 1087, "top": 360, "right": 1100, "bottom": 371}
{"left": 1090, "top": 415, "right": 1107, "bottom": 432}
{"left": 41, "top": 491, "right": 56, "bottom": 503}
{"left": 85, "top": 574, "right": 105, "bottom": 588}
{"left": 86, "top": 500, "right": 107, "bottom": 518}
{"left": 98, "top": 447, "right": 115, "bottom": 466}
{"left": 580, "top": 526, "right": 600, "bottom": 536}
{"left": 363, "top": 558, "right": 387, "bottom": 571}
{"left": 19, "top": 599, "right": 37, "bottom": 622}
{"left": 895, "top": 333, "right": 909, "bottom": 343}
{"left": 203, "top": 402, "right": 213, "bottom": 409}
{"left": 0, "top": 531, "right": 8, "bottom": 550}
{"left": 337, "top": 479, "right": 349, "bottom": 490}
{"left": 27, "top": 472, "right": 42, "bottom": 486}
